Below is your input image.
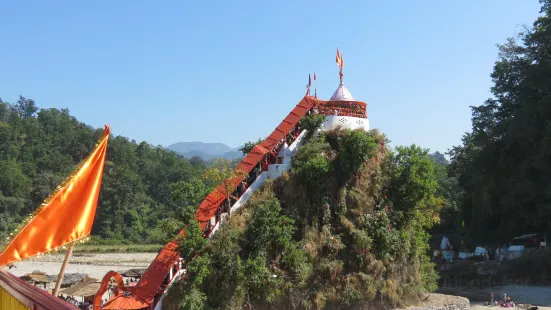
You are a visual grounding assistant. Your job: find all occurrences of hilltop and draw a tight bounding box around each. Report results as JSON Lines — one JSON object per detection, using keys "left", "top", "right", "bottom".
{"left": 164, "top": 125, "right": 442, "bottom": 310}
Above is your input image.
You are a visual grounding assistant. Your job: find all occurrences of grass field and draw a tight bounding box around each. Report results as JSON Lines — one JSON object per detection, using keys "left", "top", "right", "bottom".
{"left": 72, "top": 244, "right": 163, "bottom": 253}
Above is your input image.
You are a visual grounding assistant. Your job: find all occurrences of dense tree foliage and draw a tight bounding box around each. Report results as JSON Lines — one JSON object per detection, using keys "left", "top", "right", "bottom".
{"left": 166, "top": 128, "right": 442, "bottom": 309}
{"left": 427, "top": 152, "right": 462, "bottom": 232}
{"left": 0, "top": 97, "right": 210, "bottom": 244}
{"left": 448, "top": 0, "right": 551, "bottom": 242}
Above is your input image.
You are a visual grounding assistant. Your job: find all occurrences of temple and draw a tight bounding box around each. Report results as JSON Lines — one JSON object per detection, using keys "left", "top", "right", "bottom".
{"left": 319, "top": 80, "right": 369, "bottom": 132}
{"left": 0, "top": 50, "right": 370, "bottom": 310}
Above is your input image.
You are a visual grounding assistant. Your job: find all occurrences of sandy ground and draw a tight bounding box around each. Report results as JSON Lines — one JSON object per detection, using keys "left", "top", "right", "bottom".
{"left": 411, "top": 293, "right": 469, "bottom": 307}
{"left": 440, "top": 285, "right": 551, "bottom": 309}
{"left": 7, "top": 253, "right": 157, "bottom": 279}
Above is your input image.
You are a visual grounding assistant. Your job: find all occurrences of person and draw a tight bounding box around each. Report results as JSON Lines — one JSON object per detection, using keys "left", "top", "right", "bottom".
{"left": 239, "top": 181, "right": 247, "bottom": 195}
{"left": 440, "top": 236, "right": 453, "bottom": 250}
{"left": 496, "top": 248, "right": 502, "bottom": 262}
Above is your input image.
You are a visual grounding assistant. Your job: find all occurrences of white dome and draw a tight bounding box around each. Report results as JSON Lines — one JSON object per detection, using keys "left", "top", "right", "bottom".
{"left": 330, "top": 82, "right": 355, "bottom": 101}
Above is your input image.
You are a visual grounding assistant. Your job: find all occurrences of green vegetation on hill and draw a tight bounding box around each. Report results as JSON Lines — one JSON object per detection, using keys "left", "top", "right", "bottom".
{"left": 0, "top": 97, "right": 210, "bottom": 244}
{"left": 447, "top": 0, "right": 551, "bottom": 242}
{"left": 165, "top": 128, "right": 443, "bottom": 310}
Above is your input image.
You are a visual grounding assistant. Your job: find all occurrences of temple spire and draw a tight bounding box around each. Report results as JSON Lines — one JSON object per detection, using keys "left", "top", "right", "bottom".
{"left": 331, "top": 48, "right": 355, "bottom": 101}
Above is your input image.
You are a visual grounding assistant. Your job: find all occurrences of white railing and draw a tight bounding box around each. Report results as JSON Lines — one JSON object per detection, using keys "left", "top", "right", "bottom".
{"left": 209, "top": 129, "right": 308, "bottom": 237}
{"left": 154, "top": 261, "right": 186, "bottom": 310}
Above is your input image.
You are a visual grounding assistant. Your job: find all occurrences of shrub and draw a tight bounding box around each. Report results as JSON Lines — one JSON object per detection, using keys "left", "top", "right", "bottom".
{"left": 300, "top": 114, "right": 327, "bottom": 140}
{"left": 281, "top": 246, "right": 312, "bottom": 285}
{"left": 245, "top": 198, "right": 295, "bottom": 259}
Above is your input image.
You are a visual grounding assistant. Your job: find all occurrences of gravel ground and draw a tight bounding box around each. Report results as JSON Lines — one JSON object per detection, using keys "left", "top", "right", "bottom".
{"left": 7, "top": 253, "right": 157, "bottom": 279}
{"left": 415, "top": 294, "right": 469, "bottom": 307}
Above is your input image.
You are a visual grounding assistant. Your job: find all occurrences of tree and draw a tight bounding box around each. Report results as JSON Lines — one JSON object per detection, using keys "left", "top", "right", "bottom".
{"left": 14, "top": 96, "right": 38, "bottom": 118}
{"left": 428, "top": 152, "right": 461, "bottom": 231}
{"left": 202, "top": 158, "right": 248, "bottom": 218}
{"left": 428, "top": 151, "right": 449, "bottom": 166}
{"left": 449, "top": 0, "right": 551, "bottom": 240}
{"left": 388, "top": 145, "right": 441, "bottom": 227}
{"left": 238, "top": 138, "right": 263, "bottom": 156}
{"left": 299, "top": 114, "right": 326, "bottom": 140}
{"left": 171, "top": 179, "right": 208, "bottom": 208}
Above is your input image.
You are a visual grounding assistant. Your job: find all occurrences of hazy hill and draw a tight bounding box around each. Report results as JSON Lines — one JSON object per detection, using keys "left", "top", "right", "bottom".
{"left": 167, "top": 141, "right": 243, "bottom": 160}
{"left": 0, "top": 96, "right": 208, "bottom": 244}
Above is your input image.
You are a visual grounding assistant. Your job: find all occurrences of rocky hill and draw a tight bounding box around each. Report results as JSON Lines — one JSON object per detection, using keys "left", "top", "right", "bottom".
{"left": 164, "top": 126, "right": 442, "bottom": 310}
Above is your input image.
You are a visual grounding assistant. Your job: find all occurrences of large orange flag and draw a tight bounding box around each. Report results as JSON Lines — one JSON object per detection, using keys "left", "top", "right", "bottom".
{"left": 0, "top": 125, "right": 110, "bottom": 267}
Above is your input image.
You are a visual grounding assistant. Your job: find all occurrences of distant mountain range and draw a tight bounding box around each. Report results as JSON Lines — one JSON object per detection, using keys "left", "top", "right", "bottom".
{"left": 167, "top": 141, "right": 243, "bottom": 160}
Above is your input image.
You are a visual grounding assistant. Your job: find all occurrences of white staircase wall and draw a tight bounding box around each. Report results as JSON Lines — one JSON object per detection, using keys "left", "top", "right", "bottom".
{"left": 208, "top": 129, "right": 308, "bottom": 238}
{"left": 154, "top": 268, "right": 186, "bottom": 310}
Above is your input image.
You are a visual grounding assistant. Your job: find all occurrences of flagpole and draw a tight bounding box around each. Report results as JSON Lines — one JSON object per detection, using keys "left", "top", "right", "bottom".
{"left": 314, "top": 72, "right": 317, "bottom": 98}
{"left": 52, "top": 242, "right": 76, "bottom": 297}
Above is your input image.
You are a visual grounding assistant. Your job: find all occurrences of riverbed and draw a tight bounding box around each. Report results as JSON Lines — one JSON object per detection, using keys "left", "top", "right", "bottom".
{"left": 7, "top": 252, "right": 157, "bottom": 279}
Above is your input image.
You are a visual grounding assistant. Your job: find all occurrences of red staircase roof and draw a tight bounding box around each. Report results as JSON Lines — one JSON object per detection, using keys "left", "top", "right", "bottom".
{"left": 195, "top": 96, "right": 316, "bottom": 228}
{"left": 133, "top": 241, "right": 179, "bottom": 302}
{"left": 98, "top": 95, "right": 322, "bottom": 309}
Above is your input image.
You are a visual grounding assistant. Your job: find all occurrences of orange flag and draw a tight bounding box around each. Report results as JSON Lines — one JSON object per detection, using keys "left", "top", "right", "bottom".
{"left": 0, "top": 125, "right": 111, "bottom": 266}
{"left": 336, "top": 48, "right": 343, "bottom": 69}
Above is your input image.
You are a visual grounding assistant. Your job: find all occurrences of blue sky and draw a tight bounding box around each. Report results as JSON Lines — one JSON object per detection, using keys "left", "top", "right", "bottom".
{"left": 0, "top": 1, "right": 542, "bottom": 153}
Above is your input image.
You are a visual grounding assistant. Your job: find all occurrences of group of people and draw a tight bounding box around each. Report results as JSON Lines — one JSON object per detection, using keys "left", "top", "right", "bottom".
{"left": 486, "top": 292, "right": 519, "bottom": 308}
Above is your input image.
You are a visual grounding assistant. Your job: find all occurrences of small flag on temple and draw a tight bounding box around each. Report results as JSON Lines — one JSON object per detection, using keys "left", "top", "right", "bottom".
{"left": 314, "top": 72, "right": 316, "bottom": 80}
{"left": 0, "top": 126, "right": 111, "bottom": 267}
{"left": 336, "top": 48, "right": 343, "bottom": 69}
{"left": 308, "top": 74, "right": 311, "bottom": 87}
